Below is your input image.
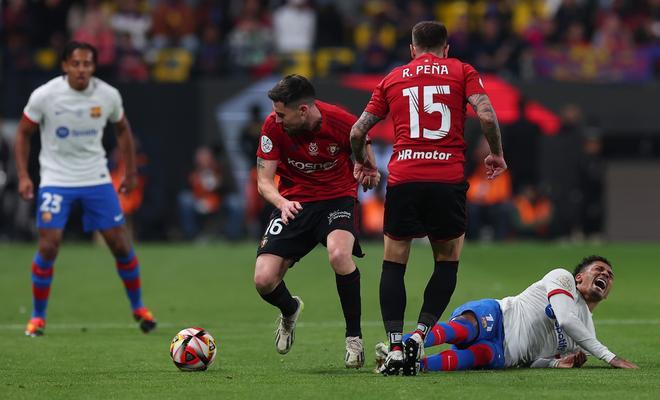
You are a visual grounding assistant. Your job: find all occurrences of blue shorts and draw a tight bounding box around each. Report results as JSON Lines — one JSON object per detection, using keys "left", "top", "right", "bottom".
{"left": 37, "top": 184, "right": 124, "bottom": 232}
{"left": 450, "top": 299, "right": 506, "bottom": 369}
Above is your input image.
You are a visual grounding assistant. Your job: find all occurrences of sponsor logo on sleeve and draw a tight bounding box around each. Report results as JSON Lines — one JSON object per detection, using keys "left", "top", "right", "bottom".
{"left": 261, "top": 136, "right": 273, "bottom": 153}
{"left": 545, "top": 304, "right": 568, "bottom": 353}
{"left": 545, "top": 304, "right": 556, "bottom": 319}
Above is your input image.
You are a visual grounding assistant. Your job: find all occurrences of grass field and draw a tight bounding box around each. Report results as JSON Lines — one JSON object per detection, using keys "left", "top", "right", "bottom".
{"left": 1, "top": 241, "right": 658, "bottom": 399}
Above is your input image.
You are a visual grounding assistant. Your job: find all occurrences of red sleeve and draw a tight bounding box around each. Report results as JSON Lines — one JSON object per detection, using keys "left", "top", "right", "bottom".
{"left": 463, "top": 63, "right": 487, "bottom": 98}
{"left": 364, "top": 78, "right": 389, "bottom": 119}
{"left": 547, "top": 289, "right": 574, "bottom": 300}
{"left": 22, "top": 112, "right": 39, "bottom": 125}
{"left": 256, "top": 115, "right": 281, "bottom": 161}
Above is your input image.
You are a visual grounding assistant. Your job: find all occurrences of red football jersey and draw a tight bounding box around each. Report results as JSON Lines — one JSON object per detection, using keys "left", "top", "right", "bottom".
{"left": 365, "top": 54, "right": 487, "bottom": 185}
{"left": 256, "top": 101, "right": 358, "bottom": 203}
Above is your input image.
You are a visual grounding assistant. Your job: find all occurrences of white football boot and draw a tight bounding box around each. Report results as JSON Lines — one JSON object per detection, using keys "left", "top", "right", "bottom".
{"left": 275, "top": 296, "right": 304, "bottom": 354}
{"left": 378, "top": 345, "right": 404, "bottom": 376}
{"left": 345, "top": 336, "right": 365, "bottom": 369}
{"left": 374, "top": 342, "right": 389, "bottom": 373}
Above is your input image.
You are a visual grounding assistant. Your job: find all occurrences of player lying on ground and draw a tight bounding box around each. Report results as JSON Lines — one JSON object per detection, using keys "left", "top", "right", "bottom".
{"left": 375, "top": 255, "right": 638, "bottom": 373}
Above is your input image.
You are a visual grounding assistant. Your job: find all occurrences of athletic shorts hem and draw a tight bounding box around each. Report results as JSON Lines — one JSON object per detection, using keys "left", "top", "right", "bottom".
{"left": 384, "top": 232, "right": 428, "bottom": 241}
{"left": 83, "top": 219, "right": 125, "bottom": 233}
{"left": 427, "top": 231, "right": 465, "bottom": 242}
{"left": 255, "top": 249, "right": 302, "bottom": 265}
{"left": 326, "top": 227, "right": 365, "bottom": 258}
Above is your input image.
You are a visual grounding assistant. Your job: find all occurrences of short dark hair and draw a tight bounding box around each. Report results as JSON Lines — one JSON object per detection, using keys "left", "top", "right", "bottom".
{"left": 61, "top": 41, "right": 98, "bottom": 65}
{"left": 267, "top": 74, "right": 315, "bottom": 107}
{"left": 573, "top": 255, "right": 612, "bottom": 277}
{"left": 412, "top": 21, "right": 448, "bottom": 51}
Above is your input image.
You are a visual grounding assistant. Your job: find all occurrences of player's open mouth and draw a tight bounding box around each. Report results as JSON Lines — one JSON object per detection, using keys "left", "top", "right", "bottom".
{"left": 594, "top": 277, "right": 607, "bottom": 291}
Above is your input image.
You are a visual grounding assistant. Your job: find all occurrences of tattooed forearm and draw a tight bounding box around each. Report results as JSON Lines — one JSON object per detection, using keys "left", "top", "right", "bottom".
{"left": 350, "top": 111, "right": 382, "bottom": 162}
{"left": 468, "top": 94, "right": 503, "bottom": 156}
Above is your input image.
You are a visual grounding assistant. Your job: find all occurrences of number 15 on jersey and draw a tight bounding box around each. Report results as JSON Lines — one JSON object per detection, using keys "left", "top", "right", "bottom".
{"left": 402, "top": 85, "right": 451, "bottom": 140}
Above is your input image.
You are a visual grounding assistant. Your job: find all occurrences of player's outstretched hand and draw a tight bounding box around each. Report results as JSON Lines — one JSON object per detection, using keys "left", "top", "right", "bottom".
{"left": 484, "top": 153, "right": 507, "bottom": 180}
{"left": 18, "top": 176, "right": 34, "bottom": 201}
{"left": 279, "top": 200, "right": 302, "bottom": 224}
{"left": 609, "top": 357, "right": 639, "bottom": 369}
{"left": 556, "top": 351, "right": 587, "bottom": 368}
{"left": 119, "top": 173, "right": 138, "bottom": 194}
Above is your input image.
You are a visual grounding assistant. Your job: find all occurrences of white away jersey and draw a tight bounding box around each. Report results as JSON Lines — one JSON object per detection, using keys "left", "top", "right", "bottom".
{"left": 497, "top": 268, "right": 615, "bottom": 367}
{"left": 23, "top": 76, "right": 124, "bottom": 187}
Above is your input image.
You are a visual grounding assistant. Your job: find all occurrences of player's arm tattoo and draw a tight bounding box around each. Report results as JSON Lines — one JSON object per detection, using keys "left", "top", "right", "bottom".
{"left": 350, "top": 111, "right": 382, "bottom": 163}
{"left": 256, "top": 157, "right": 266, "bottom": 169}
{"left": 468, "top": 94, "right": 503, "bottom": 156}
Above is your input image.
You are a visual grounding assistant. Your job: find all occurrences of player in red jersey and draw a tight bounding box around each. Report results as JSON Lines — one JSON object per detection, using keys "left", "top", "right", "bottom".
{"left": 254, "top": 74, "right": 379, "bottom": 369}
{"left": 350, "top": 21, "right": 507, "bottom": 376}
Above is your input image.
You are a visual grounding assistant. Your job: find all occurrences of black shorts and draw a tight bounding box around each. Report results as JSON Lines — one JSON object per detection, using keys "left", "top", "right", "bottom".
{"left": 256, "top": 196, "right": 364, "bottom": 263}
{"left": 384, "top": 181, "right": 468, "bottom": 241}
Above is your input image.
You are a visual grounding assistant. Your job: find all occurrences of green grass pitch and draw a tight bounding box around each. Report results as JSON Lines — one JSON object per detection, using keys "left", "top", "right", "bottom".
{"left": 1, "top": 241, "right": 658, "bottom": 399}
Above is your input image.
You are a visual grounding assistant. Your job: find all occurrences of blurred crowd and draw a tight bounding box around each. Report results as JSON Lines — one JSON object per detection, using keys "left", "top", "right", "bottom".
{"left": 1, "top": 0, "right": 653, "bottom": 243}
{"left": 463, "top": 100, "right": 606, "bottom": 242}
{"left": 350, "top": 99, "right": 607, "bottom": 243}
{"left": 2, "top": 0, "right": 659, "bottom": 84}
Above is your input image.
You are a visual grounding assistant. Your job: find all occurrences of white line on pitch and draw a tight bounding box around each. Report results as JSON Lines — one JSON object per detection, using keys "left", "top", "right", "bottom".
{"left": 0, "top": 319, "right": 657, "bottom": 331}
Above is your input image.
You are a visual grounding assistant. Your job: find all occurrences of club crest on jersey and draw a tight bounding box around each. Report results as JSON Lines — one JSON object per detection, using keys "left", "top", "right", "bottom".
{"left": 90, "top": 106, "right": 102, "bottom": 118}
{"left": 308, "top": 142, "right": 319, "bottom": 156}
{"left": 327, "top": 143, "right": 339, "bottom": 156}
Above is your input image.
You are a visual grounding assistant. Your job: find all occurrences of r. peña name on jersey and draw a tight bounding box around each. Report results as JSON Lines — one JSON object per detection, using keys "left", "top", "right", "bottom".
{"left": 402, "top": 63, "right": 449, "bottom": 78}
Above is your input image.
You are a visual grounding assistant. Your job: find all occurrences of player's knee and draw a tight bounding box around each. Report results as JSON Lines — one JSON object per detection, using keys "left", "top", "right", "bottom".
{"left": 254, "top": 271, "right": 277, "bottom": 293}
{"left": 456, "top": 312, "right": 478, "bottom": 329}
{"left": 328, "top": 247, "right": 352, "bottom": 270}
{"left": 104, "top": 231, "right": 132, "bottom": 257}
{"left": 254, "top": 259, "right": 279, "bottom": 293}
{"left": 38, "top": 239, "right": 60, "bottom": 260}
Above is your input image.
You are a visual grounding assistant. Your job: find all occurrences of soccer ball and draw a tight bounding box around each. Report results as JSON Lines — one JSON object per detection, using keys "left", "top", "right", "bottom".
{"left": 169, "top": 327, "right": 217, "bottom": 371}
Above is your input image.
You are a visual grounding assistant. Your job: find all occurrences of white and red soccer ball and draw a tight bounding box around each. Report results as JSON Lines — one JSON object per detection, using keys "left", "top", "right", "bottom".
{"left": 169, "top": 327, "right": 217, "bottom": 371}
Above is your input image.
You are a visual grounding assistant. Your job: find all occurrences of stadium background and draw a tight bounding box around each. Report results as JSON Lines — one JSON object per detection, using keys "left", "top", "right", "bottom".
{"left": 1, "top": 0, "right": 659, "bottom": 242}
